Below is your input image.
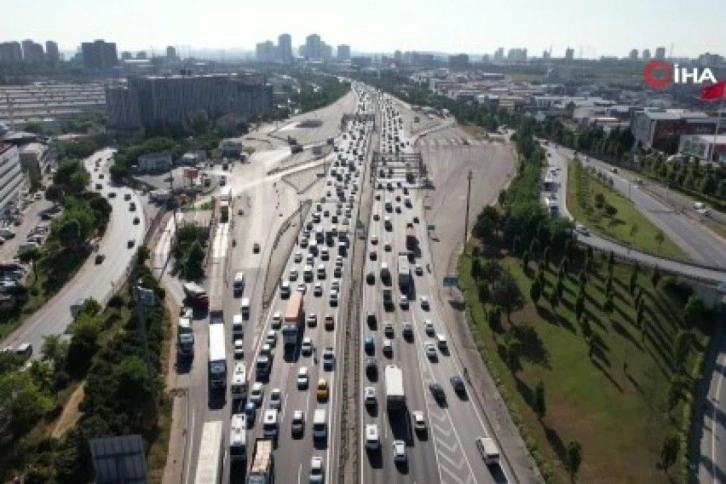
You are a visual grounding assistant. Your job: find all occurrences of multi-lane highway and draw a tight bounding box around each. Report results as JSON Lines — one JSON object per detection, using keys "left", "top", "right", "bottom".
{"left": 2, "top": 148, "right": 147, "bottom": 355}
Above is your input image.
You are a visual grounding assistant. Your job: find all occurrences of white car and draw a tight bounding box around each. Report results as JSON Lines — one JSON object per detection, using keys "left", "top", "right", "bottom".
{"left": 424, "top": 320, "right": 435, "bottom": 335}
{"left": 269, "top": 388, "right": 282, "bottom": 409}
{"left": 307, "top": 313, "right": 318, "bottom": 326}
{"left": 412, "top": 411, "right": 426, "bottom": 432}
{"left": 400, "top": 295, "right": 409, "bottom": 309}
{"left": 364, "top": 386, "right": 376, "bottom": 406}
{"left": 314, "top": 282, "right": 323, "bottom": 296}
{"left": 294, "top": 251, "right": 303, "bottom": 262}
{"left": 271, "top": 312, "right": 282, "bottom": 329}
{"left": 415, "top": 264, "right": 423, "bottom": 275}
{"left": 309, "top": 456, "right": 325, "bottom": 483}
{"left": 370, "top": 235, "right": 378, "bottom": 245}
{"left": 301, "top": 337, "right": 313, "bottom": 355}
{"left": 329, "top": 290, "right": 339, "bottom": 305}
{"left": 249, "top": 382, "right": 264, "bottom": 406}
{"left": 424, "top": 342, "right": 437, "bottom": 360}
{"left": 297, "top": 367, "right": 309, "bottom": 389}
{"left": 392, "top": 440, "right": 407, "bottom": 463}
{"left": 233, "top": 339, "right": 244, "bottom": 359}
{"left": 575, "top": 223, "right": 590, "bottom": 236}
{"left": 420, "top": 296, "right": 430, "bottom": 310}
{"left": 265, "top": 330, "right": 277, "bottom": 347}
{"left": 291, "top": 410, "right": 305, "bottom": 435}
{"left": 297, "top": 282, "right": 307, "bottom": 294}
{"left": 289, "top": 267, "right": 299, "bottom": 281}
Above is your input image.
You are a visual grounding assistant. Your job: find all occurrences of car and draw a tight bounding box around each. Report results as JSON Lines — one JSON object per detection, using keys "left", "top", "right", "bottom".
{"left": 415, "top": 264, "right": 423, "bottom": 276}
{"left": 265, "top": 330, "right": 277, "bottom": 347}
{"left": 412, "top": 411, "right": 426, "bottom": 434}
{"left": 329, "top": 289, "right": 339, "bottom": 305}
{"left": 294, "top": 251, "right": 303, "bottom": 262}
{"left": 14, "top": 343, "right": 32, "bottom": 356}
{"left": 127, "top": 239, "right": 135, "bottom": 248}
{"left": 324, "top": 314, "right": 335, "bottom": 330}
{"left": 291, "top": 410, "right": 305, "bottom": 436}
{"left": 384, "top": 242, "right": 392, "bottom": 252}
{"left": 244, "top": 401, "right": 257, "bottom": 420}
{"left": 424, "top": 342, "right": 437, "bottom": 360}
{"left": 249, "top": 382, "right": 264, "bottom": 406}
{"left": 234, "top": 339, "right": 244, "bottom": 359}
{"left": 322, "top": 347, "right": 335, "bottom": 370}
{"left": 271, "top": 312, "right": 282, "bottom": 329}
{"left": 95, "top": 183, "right": 102, "bottom": 190}
{"left": 575, "top": 223, "right": 590, "bottom": 236}
{"left": 365, "top": 357, "right": 377, "bottom": 377}
{"left": 450, "top": 376, "right": 466, "bottom": 395}
{"left": 99, "top": 174, "right": 105, "bottom": 179}
{"left": 307, "top": 313, "right": 318, "bottom": 327}
{"left": 95, "top": 254, "right": 105, "bottom": 264}
{"left": 313, "top": 282, "right": 323, "bottom": 296}
{"left": 133, "top": 217, "right": 140, "bottom": 225}
{"left": 413, "top": 216, "right": 419, "bottom": 224}
{"left": 297, "top": 367, "right": 309, "bottom": 389}
{"left": 402, "top": 323, "right": 413, "bottom": 339}
{"left": 316, "top": 378, "right": 330, "bottom": 400}
{"left": 123, "top": 193, "right": 132, "bottom": 201}
{"left": 420, "top": 296, "right": 430, "bottom": 310}
{"left": 269, "top": 388, "right": 283, "bottom": 409}
{"left": 400, "top": 295, "right": 409, "bottom": 309}
{"left": 334, "top": 266, "right": 342, "bottom": 278}
{"left": 383, "top": 322, "right": 394, "bottom": 337}
{"left": 297, "top": 283, "right": 307, "bottom": 294}
{"left": 392, "top": 440, "right": 407, "bottom": 463}
{"left": 260, "top": 343, "right": 272, "bottom": 359}
{"left": 364, "top": 335, "right": 375, "bottom": 354}
{"left": 108, "top": 191, "right": 116, "bottom": 198}
{"left": 364, "top": 386, "right": 376, "bottom": 407}
{"left": 429, "top": 382, "right": 445, "bottom": 403}
{"left": 382, "top": 339, "right": 393, "bottom": 357}
{"left": 373, "top": 212, "right": 380, "bottom": 221}
{"left": 366, "top": 312, "right": 377, "bottom": 327}
{"left": 309, "top": 456, "right": 325, "bottom": 483}
{"left": 253, "top": 243, "right": 261, "bottom": 253}
{"left": 289, "top": 268, "right": 299, "bottom": 281}
{"left": 369, "top": 250, "right": 377, "bottom": 261}
{"left": 365, "top": 424, "right": 380, "bottom": 450}
{"left": 370, "top": 235, "right": 378, "bottom": 245}
{"left": 301, "top": 337, "right": 313, "bottom": 356}
{"left": 424, "top": 320, "right": 435, "bottom": 335}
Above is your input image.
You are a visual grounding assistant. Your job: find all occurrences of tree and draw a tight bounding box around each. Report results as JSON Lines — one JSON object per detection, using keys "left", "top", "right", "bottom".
{"left": 667, "top": 376, "right": 683, "bottom": 412}
{"left": 672, "top": 330, "right": 691, "bottom": 371}
{"left": 0, "top": 372, "right": 54, "bottom": 437}
{"left": 655, "top": 230, "right": 665, "bottom": 254}
{"left": 629, "top": 223, "right": 639, "bottom": 246}
{"left": 182, "top": 240, "right": 206, "bottom": 281}
{"left": 575, "top": 295, "right": 585, "bottom": 321}
{"left": 533, "top": 380, "right": 546, "bottom": 419}
{"left": 45, "top": 183, "right": 64, "bottom": 204}
{"left": 488, "top": 305, "right": 502, "bottom": 330}
{"left": 580, "top": 315, "right": 592, "bottom": 338}
{"left": 651, "top": 265, "right": 662, "bottom": 287}
{"left": 659, "top": 432, "right": 680, "bottom": 471}
{"left": 472, "top": 206, "right": 501, "bottom": 242}
{"left": 629, "top": 271, "right": 638, "bottom": 296}
{"left": 471, "top": 258, "right": 482, "bottom": 281}
{"left": 605, "top": 276, "right": 613, "bottom": 297}
{"left": 504, "top": 333, "right": 522, "bottom": 372}
{"left": 522, "top": 250, "right": 530, "bottom": 271}
{"left": 603, "top": 293, "right": 614, "bottom": 313}
{"left": 543, "top": 246, "right": 551, "bottom": 268}
{"left": 41, "top": 334, "right": 69, "bottom": 366}
{"left": 477, "top": 282, "right": 488, "bottom": 304}
{"left": 549, "top": 288, "right": 559, "bottom": 312}
{"left": 18, "top": 246, "right": 42, "bottom": 282}
{"left": 530, "top": 279, "right": 542, "bottom": 306}
{"left": 684, "top": 295, "right": 704, "bottom": 329}
{"left": 490, "top": 274, "right": 523, "bottom": 322}
{"left": 566, "top": 440, "right": 583, "bottom": 482}
{"left": 561, "top": 257, "right": 570, "bottom": 276}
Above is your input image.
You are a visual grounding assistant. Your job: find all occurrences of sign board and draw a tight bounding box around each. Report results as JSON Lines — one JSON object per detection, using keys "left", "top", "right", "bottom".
{"left": 443, "top": 276, "right": 458, "bottom": 287}
{"left": 427, "top": 224, "right": 435, "bottom": 231}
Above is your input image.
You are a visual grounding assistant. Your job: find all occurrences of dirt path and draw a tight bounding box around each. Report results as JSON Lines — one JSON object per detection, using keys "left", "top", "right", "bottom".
{"left": 52, "top": 383, "right": 85, "bottom": 438}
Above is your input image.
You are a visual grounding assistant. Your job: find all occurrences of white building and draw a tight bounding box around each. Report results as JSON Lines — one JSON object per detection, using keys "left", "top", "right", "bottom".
{"left": 679, "top": 134, "right": 726, "bottom": 163}
{"left": 0, "top": 144, "right": 23, "bottom": 214}
{"left": 18, "top": 142, "right": 49, "bottom": 173}
{"left": 137, "top": 152, "right": 172, "bottom": 173}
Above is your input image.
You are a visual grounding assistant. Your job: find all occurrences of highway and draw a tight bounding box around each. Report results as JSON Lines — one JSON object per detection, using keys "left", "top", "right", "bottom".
{"left": 2, "top": 147, "right": 147, "bottom": 356}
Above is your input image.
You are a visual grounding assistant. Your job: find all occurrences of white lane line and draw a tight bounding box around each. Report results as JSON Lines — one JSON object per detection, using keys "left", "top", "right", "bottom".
{"left": 183, "top": 409, "right": 195, "bottom": 484}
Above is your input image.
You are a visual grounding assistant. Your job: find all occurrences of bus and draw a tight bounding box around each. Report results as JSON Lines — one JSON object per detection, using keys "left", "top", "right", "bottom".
{"left": 282, "top": 291, "right": 304, "bottom": 346}
{"left": 194, "top": 420, "right": 224, "bottom": 484}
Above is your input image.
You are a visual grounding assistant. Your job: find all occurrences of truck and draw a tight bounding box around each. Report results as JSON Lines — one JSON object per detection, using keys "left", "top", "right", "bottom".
{"left": 177, "top": 317, "right": 194, "bottom": 356}
{"left": 290, "top": 144, "right": 303, "bottom": 154}
{"left": 194, "top": 420, "right": 224, "bottom": 484}
{"left": 384, "top": 365, "right": 406, "bottom": 411}
{"left": 282, "top": 291, "right": 304, "bottom": 346}
{"left": 208, "top": 323, "right": 227, "bottom": 389}
{"left": 405, "top": 227, "right": 417, "bottom": 251}
{"left": 209, "top": 297, "right": 224, "bottom": 324}
{"left": 70, "top": 297, "right": 88, "bottom": 318}
{"left": 182, "top": 282, "right": 209, "bottom": 309}
{"left": 219, "top": 186, "right": 232, "bottom": 202}
{"left": 247, "top": 438, "right": 275, "bottom": 484}
{"left": 220, "top": 200, "right": 230, "bottom": 222}
{"left": 397, "top": 255, "right": 410, "bottom": 293}
{"left": 382, "top": 288, "right": 393, "bottom": 309}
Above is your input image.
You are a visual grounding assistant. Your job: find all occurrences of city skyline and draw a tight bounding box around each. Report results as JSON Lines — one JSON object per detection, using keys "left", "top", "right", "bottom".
{"left": 0, "top": 0, "right": 723, "bottom": 59}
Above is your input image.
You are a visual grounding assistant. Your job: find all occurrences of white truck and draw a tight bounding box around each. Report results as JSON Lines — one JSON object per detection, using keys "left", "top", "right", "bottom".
{"left": 208, "top": 323, "right": 226, "bottom": 389}
{"left": 384, "top": 365, "right": 406, "bottom": 411}
{"left": 247, "top": 438, "right": 275, "bottom": 484}
{"left": 194, "top": 420, "right": 224, "bottom": 484}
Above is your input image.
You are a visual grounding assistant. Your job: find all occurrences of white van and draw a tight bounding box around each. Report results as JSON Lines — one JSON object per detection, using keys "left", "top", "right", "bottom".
{"left": 312, "top": 408, "right": 327, "bottom": 439}
{"left": 475, "top": 437, "right": 500, "bottom": 465}
{"left": 262, "top": 409, "right": 279, "bottom": 438}
{"left": 317, "top": 264, "right": 326, "bottom": 279}
{"left": 240, "top": 298, "right": 251, "bottom": 319}
{"left": 365, "top": 423, "right": 380, "bottom": 449}
{"left": 230, "top": 413, "right": 248, "bottom": 461}
{"left": 233, "top": 271, "right": 245, "bottom": 297}
{"left": 436, "top": 333, "right": 448, "bottom": 350}
{"left": 230, "top": 362, "right": 247, "bottom": 400}
{"left": 232, "top": 314, "right": 244, "bottom": 336}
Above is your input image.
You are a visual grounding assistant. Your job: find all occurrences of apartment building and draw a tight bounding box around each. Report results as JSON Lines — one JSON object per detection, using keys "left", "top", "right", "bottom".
{"left": 0, "top": 144, "right": 23, "bottom": 215}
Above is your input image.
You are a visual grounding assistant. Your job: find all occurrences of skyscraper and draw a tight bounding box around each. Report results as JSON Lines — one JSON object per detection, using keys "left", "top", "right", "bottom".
{"left": 642, "top": 49, "right": 651, "bottom": 61}
{"left": 278, "top": 34, "right": 293, "bottom": 63}
{"left": 565, "top": 47, "right": 574, "bottom": 60}
{"left": 81, "top": 40, "right": 118, "bottom": 70}
{"left": 629, "top": 49, "right": 639, "bottom": 61}
{"left": 21, "top": 40, "right": 45, "bottom": 62}
{"left": 305, "top": 34, "right": 322, "bottom": 60}
{"left": 655, "top": 47, "right": 666, "bottom": 60}
{"left": 494, "top": 47, "right": 504, "bottom": 61}
{"left": 255, "top": 41, "right": 276, "bottom": 62}
{"left": 166, "top": 46, "right": 177, "bottom": 60}
{"left": 337, "top": 44, "right": 351, "bottom": 61}
{"left": 45, "top": 41, "right": 59, "bottom": 63}
{"left": 0, "top": 42, "right": 23, "bottom": 62}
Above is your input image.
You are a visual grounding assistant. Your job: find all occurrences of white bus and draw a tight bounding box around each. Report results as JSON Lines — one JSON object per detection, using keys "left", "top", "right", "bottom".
{"left": 194, "top": 420, "right": 224, "bottom": 484}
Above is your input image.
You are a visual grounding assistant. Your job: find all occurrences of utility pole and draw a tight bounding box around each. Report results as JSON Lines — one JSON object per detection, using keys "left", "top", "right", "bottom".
{"left": 132, "top": 277, "right": 158, "bottom": 415}
{"left": 463, "top": 170, "right": 473, "bottom": 248}
{"left": 168, "top": 170, "right": 178, "bottom": 233}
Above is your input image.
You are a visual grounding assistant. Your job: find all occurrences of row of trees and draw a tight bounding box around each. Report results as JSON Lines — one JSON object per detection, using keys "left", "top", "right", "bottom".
{"left": 171, "top": 224, "right": 209, "bottom": 281}
{"left": 640, "top": 151, "right": 726, "bottom": 201}
{"left": 289, "top": 75, "right": 351, "bottom": 114}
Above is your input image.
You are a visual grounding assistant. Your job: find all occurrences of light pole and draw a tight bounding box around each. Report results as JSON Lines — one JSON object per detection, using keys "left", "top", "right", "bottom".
{"left": 133, "top": 282, "right": 158, "bottom": 413}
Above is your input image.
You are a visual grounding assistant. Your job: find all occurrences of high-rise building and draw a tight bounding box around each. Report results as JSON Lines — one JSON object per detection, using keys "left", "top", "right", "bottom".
{"left": 449, "top": 54, "right": 470, "bottom": 69}
{"left": 255, "top": 41, "right": 276, "bottom": 62}
{"left": 655, "top": 47, "right": 666, "bottom": 60}
{"left": 105, "top": 74, "right": 273, "bottom": 130}
{"left": 565, "top": 47, "right": 574, "bottom": 60}
{"left": 322, "top": 43, "right": 333, "bottom": 61}
{"left": 278, "top": 34, "right": 293, "bottom": 63}
{"left": 629, "top": 49, "right": 639, "bottom": 61}
{"left": 506, "top": 48, "right": 527, "bottom": 62}
{"left": 494, "top": 47, "right": 504, "bottom": 61}
{"left": 394, "top": 50, "right": 403, "bottom": 63}
{"left": 81, "top": 40, "right": 118, "bottom": 70}
{"left": 45, "top": 41, "right": 59, "bottom": 63}
{"left": 166, "top": 46, "right": 177, "bottom": 60}
{"left": 0, "top": 42, "right": 23, "bottom": 62}
{"left": 337, "top": 44, "right": 351, "bottom": 61}
{"left": 121, "top": 51, "right": 133, "bottom": 60}
{"left": 21, "top": 40, "right": 45, "bottom": 63}
{"left": 0, "top": 144, "right": 23, "bottom": 215}
{"left": 305, "top": 34, "right": 322, "bottom": 60}
{"left": 642, "top": 49, "right": 651, "bottom": 61}
{"left": 136, "top": 51, "right": 147, "bottom": 59}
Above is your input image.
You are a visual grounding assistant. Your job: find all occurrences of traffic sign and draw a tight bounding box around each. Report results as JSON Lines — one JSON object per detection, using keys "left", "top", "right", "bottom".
{"left": 427, "top": 224, "right": 435, "bottom": 231}
{"left": 443, "top": 276, "right": 458, "bottom": 287}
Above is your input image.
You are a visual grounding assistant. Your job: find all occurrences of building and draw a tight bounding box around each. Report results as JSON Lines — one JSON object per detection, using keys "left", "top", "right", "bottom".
{"left": 0, "top": 42, "right": 23, "bottom": 62}
{"left": 507, "top": 48, "right": 527, "bottom": 62}
{"left": 219, "top": 139, "right": 243, "bottom": 159}
{"left": 337, "top": 44, "right": 351, "bottom": 61}
{"left": 21, "top": 40, "right": 44, "bottom": 63}
{"left": 494, "top": 48, "right": 504, "bottom": 61}
{"left": 655, "top": 47, "right": 666, "bottom": 60}
{"left": 642, "top": 49, "right": 651, "bottom": 61}
{"left": 631, "top": 108, "right": 726, "bottom": 152}
{"left": 255, "top": 41, "right": 276, "bottom": 62}
{"left": 179, "top": 151, "right": 206, "bottom": 166}
{"left": 0, "top": 144, "right": 23, "bottom": 215}
{"left": 18, "top": 142, "right": 49, "bottom": 174}
{"left": 166, "top": 46, "right": 177, "bottom": 60}
{"left": 81, "top": 40, "right": 118, "bottom": 70}
{"left": 679, "top": 134, "right": 726, "bottom": 162}
{"left": 628, "top": 49, "right": 639, "bottom": 61}
{"left": 565, "top": 47, "right": 574, "bottom": 61}
{"left": 45, "top": 41, "right": 59, "bottom": 63}
{"left": 278, "top": 34, "right": 293, "bottom": 63}
{"left": 304, "top": 34, "right": 323, "bottom": 60}
{"left": 351, "top": 56, "right": 372, "bottom": 69}
{"left": 448, "top": 54, "right": 469, "bottom": 70}
{"left": 105, "top": 74, "right": 273, "bottom": 131}
{"left": 137, "top": 152, "right": 172, "bottom": 172}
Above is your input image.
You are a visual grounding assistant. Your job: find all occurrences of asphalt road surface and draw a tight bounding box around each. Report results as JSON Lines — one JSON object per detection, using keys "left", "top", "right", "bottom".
{"left": 2, "top": 148, "right": 147, "bottom": 356}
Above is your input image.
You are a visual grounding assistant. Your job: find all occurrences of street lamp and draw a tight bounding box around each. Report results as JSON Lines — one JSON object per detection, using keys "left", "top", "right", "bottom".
{"left": 133, "top": 283, "right": 158, "bottom": 411}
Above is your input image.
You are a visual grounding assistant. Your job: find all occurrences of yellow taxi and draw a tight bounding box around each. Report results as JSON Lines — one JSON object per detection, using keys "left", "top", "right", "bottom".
{"left": 316, "top": 378, "right": 329, "bottom": 400}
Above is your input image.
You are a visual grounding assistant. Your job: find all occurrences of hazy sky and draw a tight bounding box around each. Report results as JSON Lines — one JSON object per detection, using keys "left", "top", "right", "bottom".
{"left": 4, "top": 0, "right": 723, "bottom": 58}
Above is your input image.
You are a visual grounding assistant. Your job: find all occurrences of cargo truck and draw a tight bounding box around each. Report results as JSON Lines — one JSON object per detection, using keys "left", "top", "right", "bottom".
{"left": 177, "top": 317, "right": 194, "bottom": 357}
{"left": 384, "top": 365, "right": 406, "bottom": 411}
{"left": 194, "top": 420, "right": 224, "bottom": 484}
{"left": 182, "top": 282, "right": 209, "bottom": 309}
{"left": 208, "top": 323, "right": 227, "bottom": 389}
{"left": 405, "top": 227, "right": 417, "bottom": 251}
{"left": 282, "top": 291, "right": 304, "bottom": 346}
{"left": 397, "top": 255, "right": 410, "bottom": 293}
{"left": 247, "top": 438, "right": 275, "bottom": 484}
{"left": 209, "top": 296, "right": 224, "bottom": 324}
{"left": 220, "top": 200, "right": 230, "bottom": 222}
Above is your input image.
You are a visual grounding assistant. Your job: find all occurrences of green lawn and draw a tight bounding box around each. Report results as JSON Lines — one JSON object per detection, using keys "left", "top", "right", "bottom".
{"left": 460, "top": 248, "right": 710, "bottom": 483}
{"left": 566, "top": 159, "right": 690, "bottom": 262}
